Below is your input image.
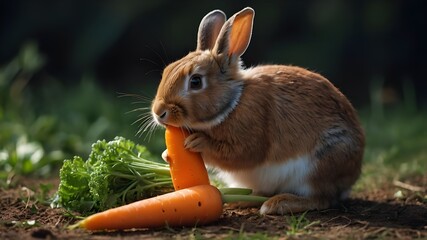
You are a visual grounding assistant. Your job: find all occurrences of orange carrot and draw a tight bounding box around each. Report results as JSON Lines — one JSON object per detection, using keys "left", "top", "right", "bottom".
{"left": 165, "top": 126, "right": 210, "bottom": 190}
{"left": 74, "top": 184, "right": 223, "bottom": 230}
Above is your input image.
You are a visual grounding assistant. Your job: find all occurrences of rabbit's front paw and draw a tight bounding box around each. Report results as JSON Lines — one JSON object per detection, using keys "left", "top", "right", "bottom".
{"left": 184, "top": 132, "right": 209, "bottom": 153}
{"left": 161, "top": 149, "right": 169, "bottom": 163}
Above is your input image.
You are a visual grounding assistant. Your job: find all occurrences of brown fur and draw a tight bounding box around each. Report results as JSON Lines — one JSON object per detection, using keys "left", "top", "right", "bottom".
{"left": 152, "top": 7, "right": 364, "bottom": 214}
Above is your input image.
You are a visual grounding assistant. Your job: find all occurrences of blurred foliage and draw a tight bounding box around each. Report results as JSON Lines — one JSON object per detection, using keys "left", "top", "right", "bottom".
{"left": 1, "top": 1, "right": 426, "bottom": 106}
{"left": 364, "top": 78, "right": 426, "bottom": 171}
{"left": 356, "top": 79, "right": 427, "bottom": 190}
{"left": 0, "top": 43, "right": 164, "bottom": 185}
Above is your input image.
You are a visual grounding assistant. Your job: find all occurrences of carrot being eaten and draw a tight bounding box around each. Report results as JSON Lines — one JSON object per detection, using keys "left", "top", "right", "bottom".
{"left": 72, "top": 184, "right": 223, "bottom": 230}
{"left": 165, "top": 126, "right": 210, "bottom": 190}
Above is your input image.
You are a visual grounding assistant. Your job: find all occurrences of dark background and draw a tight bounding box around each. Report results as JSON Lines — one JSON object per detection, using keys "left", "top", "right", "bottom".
{"left": 1, "top": 0, "right": 426, "bottom": 107}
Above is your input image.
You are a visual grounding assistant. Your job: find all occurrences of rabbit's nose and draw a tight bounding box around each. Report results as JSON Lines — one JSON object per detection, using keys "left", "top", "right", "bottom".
{"left": 158, "top": 110, "right": 167, "bottom": 119}
{"left": 152, "top": 101, "right": 169, "bottom": 124}
{"left": 153, "top": 109, "right": 169, "bottom": 125}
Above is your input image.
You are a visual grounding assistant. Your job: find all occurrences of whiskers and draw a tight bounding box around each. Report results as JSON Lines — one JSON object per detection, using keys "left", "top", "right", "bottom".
{"left": 119, "top": 92, "right": 160, "bottom": 141}
{"left": 132, "top": 109, "right": 159, "bottom": 141}
{"left": 120, "top": 42, "right": 170, "bottom": 141}
{"left": 118, "top": 92, "right": 151, "bottom": 102}
{"left": 140, "top": 41, "right": 170, "bottom": 77}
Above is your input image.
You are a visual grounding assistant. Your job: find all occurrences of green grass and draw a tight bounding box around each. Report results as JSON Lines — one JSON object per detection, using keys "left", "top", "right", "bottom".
{"left": 355, "top": 85, "right": 427, "bottom": 190}
{"left": 285, "top": 212, "right": 320, "bottom": 236}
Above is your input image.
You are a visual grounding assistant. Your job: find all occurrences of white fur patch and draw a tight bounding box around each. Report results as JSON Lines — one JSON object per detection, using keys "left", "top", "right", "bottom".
{"left": 217, "top": 154, "right": 314, "bottom": 197}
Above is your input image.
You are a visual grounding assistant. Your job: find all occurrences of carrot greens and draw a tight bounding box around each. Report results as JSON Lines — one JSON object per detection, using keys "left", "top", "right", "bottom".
{"left": 52, "top": 137, "right": 173, "bottom": 214}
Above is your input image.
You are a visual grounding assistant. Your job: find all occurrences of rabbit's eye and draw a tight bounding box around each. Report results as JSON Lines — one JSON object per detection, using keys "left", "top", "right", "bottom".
{"left": 189, "top": 75, "right": 203, "bottom": 90}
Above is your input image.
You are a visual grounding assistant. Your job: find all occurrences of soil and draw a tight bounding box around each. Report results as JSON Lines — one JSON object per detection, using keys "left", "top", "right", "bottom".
{"left": 1, "top": 176, "right": 426, "bottom": 239}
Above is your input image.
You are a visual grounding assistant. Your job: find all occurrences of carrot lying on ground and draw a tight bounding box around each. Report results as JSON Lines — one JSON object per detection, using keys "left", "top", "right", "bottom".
{"left": 71, "top": 184, "right": 268, "bottom": 231}
{"left": 72, "top": 184, "right": 223, "bottom": 230}
{"left": 165, "top": 126, "right": 210, "bottom": 190}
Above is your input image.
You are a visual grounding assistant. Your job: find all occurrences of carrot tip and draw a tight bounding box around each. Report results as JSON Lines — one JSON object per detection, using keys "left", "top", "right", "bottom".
{"left": 68, "top": 220, "right": 84, "bottom": 230}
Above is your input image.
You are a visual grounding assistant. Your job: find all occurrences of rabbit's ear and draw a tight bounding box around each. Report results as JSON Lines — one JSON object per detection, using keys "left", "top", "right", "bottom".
{"left": 197, "top": 10, "right": 226, "bottom": 51}
{"left": 214, "top": 7, "right": 254, "bottom": 60}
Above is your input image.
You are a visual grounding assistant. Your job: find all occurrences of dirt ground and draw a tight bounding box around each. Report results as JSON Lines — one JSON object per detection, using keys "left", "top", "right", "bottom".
{"left": 1, "top": 176, "right": 426, "bottom": 240}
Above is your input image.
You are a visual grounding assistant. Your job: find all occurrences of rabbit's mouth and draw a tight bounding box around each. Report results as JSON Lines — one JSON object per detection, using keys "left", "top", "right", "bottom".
{"left": 152, "top": 100, "right": 187, "bottom": 127}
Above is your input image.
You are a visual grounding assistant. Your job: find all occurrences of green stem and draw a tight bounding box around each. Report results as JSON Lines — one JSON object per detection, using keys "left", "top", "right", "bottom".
{"left": 67, "top": 221, "right": 82, "bottom": 230}
{"left": 127, "top": 162, "right": 171, "bottom": 176}
{"left": 221, "top": 194, "right": 269, "bottom": 203}
{"left": 219, "top": 187, "right": 253, "bottom": 195}
{"left": 139, "top": 180, "right": 174, "bottom": 190}
{"left": 122, "top": 181, "right": 138, "bottom": 203}
{"left": 109, "top": 172, "right": 142, "bottom": 180}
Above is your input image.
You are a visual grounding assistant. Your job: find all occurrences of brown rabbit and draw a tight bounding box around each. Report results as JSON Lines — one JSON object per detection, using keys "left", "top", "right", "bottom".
{"left": 151, "top": 7, "right": 364, "bottom": 214}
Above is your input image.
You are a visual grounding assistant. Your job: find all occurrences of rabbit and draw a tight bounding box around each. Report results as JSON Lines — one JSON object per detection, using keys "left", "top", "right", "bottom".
{"left": 151, "top": 7, "right": 365, "bottom": 215}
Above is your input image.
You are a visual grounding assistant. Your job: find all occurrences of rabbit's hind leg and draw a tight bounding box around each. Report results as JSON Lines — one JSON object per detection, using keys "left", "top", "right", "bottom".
{"left": 260, "top": 193, "right": 329, "bottom": 215}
